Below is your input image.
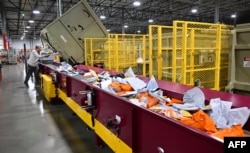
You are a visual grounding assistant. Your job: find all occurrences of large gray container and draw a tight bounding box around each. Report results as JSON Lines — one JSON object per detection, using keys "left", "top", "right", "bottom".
{"left": 226, "top": 23, "right": 250, "bottom": 93}
{"left": 41, "top": 0, "right": 107, "bottom": 64}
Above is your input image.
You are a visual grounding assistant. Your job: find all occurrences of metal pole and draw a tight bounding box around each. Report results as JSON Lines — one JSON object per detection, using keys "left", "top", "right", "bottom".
{"left": 214, "top": 0, "right": 219, "bottom": 23}
{"left": 1, "top": 7, "right": 7, "bottom": 51}
{"left": 57, "top": 0, "right": 62, "bottom": 17}
{"left": 59, "top": 0, "right": 62, "bottom": 17}
{"left": 24, "top": 44, "right": 27, "bottom": 74}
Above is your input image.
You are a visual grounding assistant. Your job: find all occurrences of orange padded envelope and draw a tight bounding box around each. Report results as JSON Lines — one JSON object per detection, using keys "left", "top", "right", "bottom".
{"left": 109, "top": 82, "right": 133, "bottom": 92}
{"left": 211, "top": 124, "right": 244, "bottom": 140}
{"left": 138, "top": 92, "right": 159, "bottom": 108}
{"left": 180, "top": 110, "right": 217, "bottom": 133}
{"left": 120, "top": 84, "right": 133, "bottom": 91}
{"left": 109, "top": 82, "right": 122, "bottom": 92}
{"left": 166, "top": 98, "right": 183, "bottom": 106}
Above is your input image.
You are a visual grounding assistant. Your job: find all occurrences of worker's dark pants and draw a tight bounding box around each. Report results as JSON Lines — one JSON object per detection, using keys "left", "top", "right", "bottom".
{"left": 24, "top": 64, "right": 39, "bottom": 85}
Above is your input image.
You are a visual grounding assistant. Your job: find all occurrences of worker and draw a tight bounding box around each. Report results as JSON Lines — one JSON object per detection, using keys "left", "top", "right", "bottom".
{"left": 24, "top": 45, "right": 48, "bottom": 88}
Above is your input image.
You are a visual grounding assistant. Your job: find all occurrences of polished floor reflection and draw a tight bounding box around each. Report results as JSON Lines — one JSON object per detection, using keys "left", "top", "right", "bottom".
{"left": 0, "top": 63, "right": 113, "bottom": 153}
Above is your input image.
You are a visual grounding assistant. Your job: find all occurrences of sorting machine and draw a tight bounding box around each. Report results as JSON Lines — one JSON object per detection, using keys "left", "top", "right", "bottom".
{"left": 40, "top": 0, "right": 108, "bottom": 64}
{"left": 39, "top": 63, "right": 250, "bottom": 153}
{"left": 226, "top": 23, "right": 250, "bottom": 94}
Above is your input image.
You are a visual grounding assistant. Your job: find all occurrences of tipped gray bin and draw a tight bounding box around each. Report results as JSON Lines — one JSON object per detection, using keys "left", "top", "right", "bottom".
{"left": 40, "top": 0, "right": 108, "bottom": 64}
{"left": 226, "top": 23, "right": 250, "bottom": 94}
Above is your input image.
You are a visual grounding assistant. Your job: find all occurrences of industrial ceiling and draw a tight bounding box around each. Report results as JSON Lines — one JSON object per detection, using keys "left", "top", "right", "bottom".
{"left": 1, "top": 0, "right": 250, "bottom": 39}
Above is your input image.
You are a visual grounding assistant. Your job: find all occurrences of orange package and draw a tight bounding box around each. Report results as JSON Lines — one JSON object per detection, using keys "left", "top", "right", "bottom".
{"left": 180, "top": 110, "right": 217, "bottom": 133}
{"left": 120, "top": 84, "right": 133, "bottom": 91}
{"left": 211, "top": 124, "right": 245, "bottom": 140}
{"left": 171, "top": 98, "right": 183, "bottom": 104}
{"left": 138, "top": 92, "right": 159, "bottom": 108}
{"left": 180, "top": 117, "right": 201, "bottom": 129}
{"left": 109, "top": 82, "right": 133, "bottom": 92}
{"left": 109, "top": 82, "right": 121, "bottom": 92}
{"left": 167, "top": 98, "right": 183, "bottom": 106}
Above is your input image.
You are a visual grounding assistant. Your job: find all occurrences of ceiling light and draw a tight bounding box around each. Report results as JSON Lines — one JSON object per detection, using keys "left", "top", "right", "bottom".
{"left": 26, "top": 26, "right": 31, "bottom": 29}
{"left": 191, "top": 8, "right": 198, "bottom": 13}
{"left": 24, "top": 30, "right": 29, "bottom": 33}
{"left": 231, "top": 14, "right": 236, "bottom": 18}
{"left": 100, "top": 15, "right": 106, "bottom": 19}
{"left": 124, "top": 25, "right": 128, "bottom": 28}
{"left": 137, "top": 30, "right": 141, "bottom": 33}
{"left": 133, "top": 1, "right": 141, "bottom": 6}
{"left": 107, "top": 29, "right": 111, "bottom": 32}
{"left": 33, "top": 10, "right": 40, "bottom": 14}
{"left": 29, "top": 20, "right": 34, "bottom": 23}
{"left": 148, "top": 19, "right": 153, "bottom": 23}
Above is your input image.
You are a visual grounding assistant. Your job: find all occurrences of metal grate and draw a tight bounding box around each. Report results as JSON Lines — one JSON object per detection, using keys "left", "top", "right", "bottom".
{"left": 149, "top": 25, "right": 173, "bottom": 81}
{"left": 149, "top": 20, "right": 231, "bottom": 90}
{"left": 85, "top": 20, "right": 231, "bottom": 90}
{"left": 84, "top": 34, "right": 147, "bottom": 75}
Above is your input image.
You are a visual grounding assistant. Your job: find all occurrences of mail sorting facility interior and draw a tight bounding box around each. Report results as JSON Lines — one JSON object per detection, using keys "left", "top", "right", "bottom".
{"left": 1, "top": 0, "right": 250, "bottom": 153}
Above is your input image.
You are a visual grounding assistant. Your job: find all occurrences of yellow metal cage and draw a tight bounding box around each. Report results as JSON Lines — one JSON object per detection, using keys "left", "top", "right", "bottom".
{"left": 84, "top": 20, "right": 231, "bottom": 91}
{"left": 148, "top": 21, "right": 231, "bottom": 90}
{"left": 85, "top": 34, "right": 148, "bottom": 75}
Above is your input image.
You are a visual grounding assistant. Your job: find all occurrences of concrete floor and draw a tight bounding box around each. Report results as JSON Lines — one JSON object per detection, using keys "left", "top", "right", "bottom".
{"left": 0, "top": 63, "right": 113, "bottom": 153}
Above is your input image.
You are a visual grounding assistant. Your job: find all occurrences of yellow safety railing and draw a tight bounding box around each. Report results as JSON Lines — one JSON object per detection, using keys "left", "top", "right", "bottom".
{"left": 85, "top": 34, "right": 148, "bottom": 75}
{"left": 149, "top": 25, "right": 173, "bottom": 81}
{"left": 149, "top": 21, "right": 231, "bottom": 90}
{"left": 84, "top": 20, "right": 231, "bottom": 90}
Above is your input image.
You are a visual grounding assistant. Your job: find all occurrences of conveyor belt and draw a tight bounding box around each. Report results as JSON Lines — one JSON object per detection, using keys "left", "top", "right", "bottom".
{"left": 39, "top": 63, "right": 250, "bottom": 153}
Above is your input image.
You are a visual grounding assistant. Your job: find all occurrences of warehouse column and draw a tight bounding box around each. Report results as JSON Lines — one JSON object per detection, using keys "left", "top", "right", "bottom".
{"left": 1, "top": 3, "right": 7, "bottom": 51}
{"left": 214, "top": 0, "right": 219, "bottom": 23}
{"left": 24, "top": 44, "right": 27, "bottom": 74}
{"left": 1, "top": 2, "right": 7, "bottom": 81}
{"left": 57, "top": 0, "right": 62, "bottom": 17}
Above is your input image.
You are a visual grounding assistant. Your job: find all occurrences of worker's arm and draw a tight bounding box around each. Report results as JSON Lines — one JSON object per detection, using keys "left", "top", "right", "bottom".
{"left": 33, "top": 50, "right": 46, "bottom": 58}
